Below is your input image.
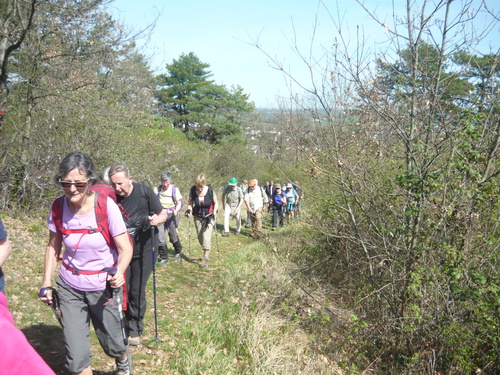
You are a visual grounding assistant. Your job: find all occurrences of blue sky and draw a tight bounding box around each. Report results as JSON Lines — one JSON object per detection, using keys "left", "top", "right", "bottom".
{"left": 108, "top": 0, "right": 498, "bottom": 108}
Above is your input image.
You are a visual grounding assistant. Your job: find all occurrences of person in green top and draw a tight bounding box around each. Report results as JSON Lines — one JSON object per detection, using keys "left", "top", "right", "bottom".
{"left": 221, "top": 178, "right": 244, "bottom": 236}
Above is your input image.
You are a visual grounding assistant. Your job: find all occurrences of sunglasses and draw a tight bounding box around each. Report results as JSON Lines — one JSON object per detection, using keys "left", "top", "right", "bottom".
{"left": 59, "top": 179, "right": 89, "bottom": 189}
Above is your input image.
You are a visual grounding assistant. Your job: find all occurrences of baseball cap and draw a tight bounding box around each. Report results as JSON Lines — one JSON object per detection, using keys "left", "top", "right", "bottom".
{"left": 248, "top": 179, "right": 257, "bottom": 187}
{"left": 229, "top": 178, "right": 238, "bottom": 185}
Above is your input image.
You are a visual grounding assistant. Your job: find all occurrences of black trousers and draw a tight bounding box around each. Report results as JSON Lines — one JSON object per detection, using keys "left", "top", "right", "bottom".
{"left": 125, "top": 250, "right": 153, "bottom": 338}
{"left": 272, "top": 205, "right": 285, "bottom": 228}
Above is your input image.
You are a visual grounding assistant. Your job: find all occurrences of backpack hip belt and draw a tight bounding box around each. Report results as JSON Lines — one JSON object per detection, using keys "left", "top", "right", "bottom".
{"left": 62, "top": 261, "right": 118, "bottom": 276}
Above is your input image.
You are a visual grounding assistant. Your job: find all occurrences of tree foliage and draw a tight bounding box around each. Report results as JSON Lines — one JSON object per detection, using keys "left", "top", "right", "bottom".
{"left": 0, "top": 0, "right": 156, "bottom": 210}
{"left": 155, "top": 52, "right": 254, "bottom": 143}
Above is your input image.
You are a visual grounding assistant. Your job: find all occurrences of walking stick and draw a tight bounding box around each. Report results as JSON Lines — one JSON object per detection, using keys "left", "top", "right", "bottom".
{"left": 150, "top": 225, "right": 161, "bottom": 343}
{"left": 38, "top": 287, "right": 62, "bottom": 326}
{"left": 214, "top": 214, "right": 220, "bottom": 254}
{"left": 188, "top": 216, "right": 192, "bottom": 257}
{"left": 105, "top": 267, "right": 134, "bottom": 374}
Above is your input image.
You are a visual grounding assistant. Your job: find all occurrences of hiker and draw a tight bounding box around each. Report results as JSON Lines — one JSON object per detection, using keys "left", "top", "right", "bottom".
{"left": 293, "top": 181, "right": 303, "bottom": 219}
{"left": 0, "top": 218, "right": 12, "bottom": 293}
{"left": 1, "top": 292, "right": 56, "bottom": 374}
{"left": 153, "top": 171, "right": 184, "bottom": 265}
{"left": 270, "top": 184, "right": 286, "bottom": 230}
{"left": 39, "top": 152, "right": 133, "bottom": 375}
{"left": 109, "top": 162, "right": 166, "bottom": 346}
{"left": 244, "top": 179, "right": 269, "bottom": 237}
{"left": 185, "top": 174, "right": 218, "bottom": 268}
{"left": 221, "top": 178, "right": 243, "bottom": 236}
{"left": 285, "top": 183, "right": 298, "bottom": 221}
{"left": 89, "top": 167, "right": 117, "bottom": 203}
{"left": 241, "top": 179, "right": 251, "bottom": 228}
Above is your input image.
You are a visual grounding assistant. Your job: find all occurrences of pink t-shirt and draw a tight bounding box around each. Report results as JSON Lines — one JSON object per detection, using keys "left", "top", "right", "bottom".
{"left": 47, "top": 196, "right": 127, "bottom": 291}
{"left": 0, "top": 292, "right": 56, "bottom": 374}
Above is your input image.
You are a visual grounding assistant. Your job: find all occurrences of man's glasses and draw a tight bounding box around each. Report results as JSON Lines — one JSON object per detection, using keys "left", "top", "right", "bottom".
{"left": 59, "top": 179, "right": 89, "bottom": 189}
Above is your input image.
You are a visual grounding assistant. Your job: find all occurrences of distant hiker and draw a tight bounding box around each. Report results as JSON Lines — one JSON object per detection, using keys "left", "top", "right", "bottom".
{"left": 244, "top": 179, "right": 269, "bottom": 237}
{"left": 102, "top": 166, "right": 111, "bottom": 185}
{"left": 153, "top": 171, "right": 185, "bottom": 265}
{"left": 293, "top": 181, "right": 303, "bottom": 219}
{"left": 109, "top": 162, "right": 166, "bottom": 346}
{"left": 0, "top": 218, "right": 12, "bottom": 293}
{"left": 39, "top": 152, "right": 133, "bottom": 374}
{"left": 285, "top": 183, "right": 298, "bottom": 221}
{"left": 270, "top": 184, "right": 286, "bottom": 230}
{"left": 241, "top": 179, "right": 251, "bottom": 228}
{"left": 264, "top": 181, "right": 273, "bottom": 212}
{"left": 89, "top": 167, "right": 117, "bottom": 203}
{"left": 186, "top": 174, "right": 218, "bottom": 268}
{"left": 221, "top": 178, "right": 243, "bottom": 236}
{"left": 1, "top": 292, "right": 56, "bottom": 374}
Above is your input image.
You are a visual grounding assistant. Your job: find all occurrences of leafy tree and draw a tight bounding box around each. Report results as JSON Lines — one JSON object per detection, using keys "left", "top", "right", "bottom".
{"left": 0, "top": 0, "right": 156, "bottom": 210}
{"left": 0, "top": 0, "right": 37, "bottom": 124}
{"left": 156, "top": 52, "right": 213, "bottom": 132}
{"left": 155, "top": 52, "right": 255, "bottom": 143}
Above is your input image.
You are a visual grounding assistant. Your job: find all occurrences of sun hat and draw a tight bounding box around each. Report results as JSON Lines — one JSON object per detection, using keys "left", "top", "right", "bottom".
{"left": 248, "top": 179, "right": 257, "bottom": 187}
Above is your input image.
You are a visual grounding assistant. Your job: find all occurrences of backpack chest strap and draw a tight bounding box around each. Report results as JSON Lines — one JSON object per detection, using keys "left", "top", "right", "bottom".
{"left": 60, "top": 226, "right": 106, "bottom": 251}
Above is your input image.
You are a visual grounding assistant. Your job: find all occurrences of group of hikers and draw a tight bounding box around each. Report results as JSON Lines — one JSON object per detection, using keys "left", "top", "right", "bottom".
{"left": 0, "top": 151, "right": 304, "bottom": 375}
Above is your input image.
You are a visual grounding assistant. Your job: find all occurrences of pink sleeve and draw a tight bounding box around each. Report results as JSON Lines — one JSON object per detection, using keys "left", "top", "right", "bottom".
{"left": 106, "top": 197, "right": 128, "bottom": 238}
{"left": 0, "top": 293, "right": 56, "bottom": 374}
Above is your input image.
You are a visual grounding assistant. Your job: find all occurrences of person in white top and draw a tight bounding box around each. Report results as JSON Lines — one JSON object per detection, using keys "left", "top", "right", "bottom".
{"left": 244, "top": 179, "right": 269, "bottom": 237}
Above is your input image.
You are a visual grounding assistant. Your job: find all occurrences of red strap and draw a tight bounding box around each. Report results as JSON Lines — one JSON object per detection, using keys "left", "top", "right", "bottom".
{"left": 62, "top": 261, "right": 117, "bottom": 275}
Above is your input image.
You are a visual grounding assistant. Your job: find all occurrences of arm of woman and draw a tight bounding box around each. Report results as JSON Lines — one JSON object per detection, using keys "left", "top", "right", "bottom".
{"left": 212, "top": 192, "right": 218, "bottom": 215}
{"left": 108, "top": 232, "right": 133, "bottom": 289}
{"left": 39, "top": 230, "right": 62, "bottom": 305}
{"left": 0, "top": 237, "right": 12, "bottom": 268}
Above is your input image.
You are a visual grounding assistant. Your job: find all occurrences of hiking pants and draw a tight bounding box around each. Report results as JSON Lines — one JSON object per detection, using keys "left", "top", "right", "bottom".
{"left": 272, "top": 205, "right": 285, "bottom": 228}
{"left": 126, "top": 250, "right": 153, "bottom": 338}
{"left": 194, "top": 215, "right": 215, "bottom": 251}
{"left": 56, "top": 276, "right": 127, "bottom": 373}
{"left": 224, "top": 203, "right": 241, "bottom": 233}
{"left": 250, "top": 207, "right": 263, "bottom": 234}
{"left": 158, "top": 213, "right": 182, "bottom": 255}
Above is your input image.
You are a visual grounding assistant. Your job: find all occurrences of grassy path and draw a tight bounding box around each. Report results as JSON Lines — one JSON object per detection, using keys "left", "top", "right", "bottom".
{"left": 3, "top": 213, "right": 340, "bottom": 374}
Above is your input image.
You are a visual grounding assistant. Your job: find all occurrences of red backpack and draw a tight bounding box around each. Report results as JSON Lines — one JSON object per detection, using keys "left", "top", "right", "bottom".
{"left": 51, "top": 191, "right": 116, "bottom": 251}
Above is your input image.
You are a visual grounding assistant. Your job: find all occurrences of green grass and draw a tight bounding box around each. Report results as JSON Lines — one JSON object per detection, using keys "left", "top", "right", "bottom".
{"left": 3, "top": 212, "right": 343, "bottom": 374}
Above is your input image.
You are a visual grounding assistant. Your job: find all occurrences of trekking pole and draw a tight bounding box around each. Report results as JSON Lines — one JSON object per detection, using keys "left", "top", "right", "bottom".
{"left": 38, "top": 287, "right": 62, "bottom": 326}
{"left": 104, "top": 267, "right": 134, "bottom": 374}
{"left": 150, "top": 225, "right": 161, "bottom": 343}
{"left": 214, "top": 214, "right": 220, "bottom": 254}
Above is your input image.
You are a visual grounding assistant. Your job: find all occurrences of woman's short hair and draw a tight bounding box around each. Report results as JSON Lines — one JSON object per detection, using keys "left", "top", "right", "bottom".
{"left": 54, "top": 152, "right": 97, "bottom": 184}
{"left": 109, "top": 162, "right": 130, "bottom": 178}
{"left": 195, "top": 173, "right": 207, "bottom": 187}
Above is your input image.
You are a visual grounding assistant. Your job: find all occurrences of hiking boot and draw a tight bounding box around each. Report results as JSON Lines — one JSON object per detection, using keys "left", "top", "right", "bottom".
{"left": 116, "top": 357, "right": 130, "bottom": 375}
{"left": 128, "top": 336, "right": 140, "bottom": 346}
{"left": 271, "top": 227, "right": 276, "bottom": 231}
{"left": 174, "top": 253, "right": 181, "bottom": 261}
{"left": 199, "top": 257, "right": 209, "bottom": 268}
{"left": 157, "top": 258, "right": 168, "bottom": 266}
{"left": 245, "top": 224, "right": 251, "bottom": 228}
{"left": 222, "top": 232, "right": 229, "bottom": 237}
{"left": 235, "top": 231, "right": 240, "bottom": 235}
